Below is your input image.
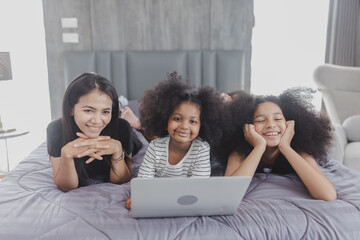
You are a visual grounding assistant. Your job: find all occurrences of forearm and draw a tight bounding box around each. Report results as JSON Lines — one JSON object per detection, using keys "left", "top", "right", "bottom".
{"left": 53, "top": 157, "right": 79, "bottom": 192}
{"left": 279, "top": 146, "right": 337, "bottom": 201}
{"left": 225, "top": 146, "right": 264, "bottom": 177}
{"left": 110, "top": 159, "right": 132, "bottom": 184}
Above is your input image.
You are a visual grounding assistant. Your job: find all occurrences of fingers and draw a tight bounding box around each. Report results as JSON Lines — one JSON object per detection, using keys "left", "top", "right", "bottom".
{"left": 76, "top": 132, "right": 111, "bottom": 141}
{"left": 85, "top": 152, "right": 104, "bottom": 164}
{"left": 74, "top": 139, "right": 111, "bottom": 148}
{"left": 76, "top": 132, "right": 88, "bottom": 139}
{"left": 125, "top": 197, "right": 132, "bottom": 210}
{"left": 85, "top": 157, "right": 95, "bottom": 164}
{"left": 77, "top": 148, "right": 104, "bottom": 159}
{"left": 284, "top": 120, "right": 295, "bottom": 134}
{"left": 279, "top": 121, "right": 295, "bottom": 147}
{"left": 73, "top": 137, "right": 121, "bottom": 163}
{"left": 243, "top": 124, "right": 255, "bottom": 135}
{"left": 220, "top": 93, "right": 232, "bottom": 102}
{"left": 286, "top": 120, "right": 295, "bottom": 127}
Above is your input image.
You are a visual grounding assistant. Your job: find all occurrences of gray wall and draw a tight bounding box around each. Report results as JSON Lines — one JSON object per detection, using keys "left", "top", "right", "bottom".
{"left": 43, "top": 0, "right": 254, "bottom": 119}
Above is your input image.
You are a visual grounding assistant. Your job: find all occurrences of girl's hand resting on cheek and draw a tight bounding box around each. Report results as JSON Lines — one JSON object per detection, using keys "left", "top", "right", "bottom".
{"left": 278, "top": 120, "right": 295, "bottom": 149}
{"left": 243, "top": 124, "right": 266, "bottom": 150}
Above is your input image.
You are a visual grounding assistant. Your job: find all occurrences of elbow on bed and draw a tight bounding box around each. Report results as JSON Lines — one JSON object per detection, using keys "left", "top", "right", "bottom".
{"left": 323, "top": 192, "right": 337, "bottom": 201}
{"left": 54, "top": 179, "right": 78, "bottom": 192}
{"left": 57, "top": 185, "right": 77, "bottom": 193}
{"left": 314, "top": 190, "right": 337, "bottom": 202}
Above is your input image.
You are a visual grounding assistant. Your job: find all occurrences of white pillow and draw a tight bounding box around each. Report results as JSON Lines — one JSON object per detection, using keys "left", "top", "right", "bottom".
{"left": 343, "top": 114, "right": 360, "bottom": 142}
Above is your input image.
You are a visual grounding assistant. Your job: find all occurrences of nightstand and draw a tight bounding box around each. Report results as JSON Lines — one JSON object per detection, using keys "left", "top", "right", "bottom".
{"left": 0, "top": 130, "right": 29, "bottom": 178}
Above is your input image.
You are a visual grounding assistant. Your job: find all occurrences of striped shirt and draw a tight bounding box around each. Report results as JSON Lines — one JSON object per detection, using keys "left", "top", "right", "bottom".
{"left": 137, "top": 136, "right": 211, "bottom": 178}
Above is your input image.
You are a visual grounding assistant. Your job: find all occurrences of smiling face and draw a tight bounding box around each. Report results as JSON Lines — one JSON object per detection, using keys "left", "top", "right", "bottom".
{"left": 72, "top": 89, "right": 113, "bottom": 138}
{"left": 167, "top": 101, "right": 201, "bottom": 147}
{"left": 253, "top": 101, "right": 286, "bottom": 147}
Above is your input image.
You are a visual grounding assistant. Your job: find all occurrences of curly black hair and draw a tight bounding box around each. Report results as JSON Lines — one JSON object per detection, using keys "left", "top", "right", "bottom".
{"left": 218, "top": 87, "right": 333, "bottom": 165}
{"left": 139, "top": 72, "right": 224, "bottom": 148}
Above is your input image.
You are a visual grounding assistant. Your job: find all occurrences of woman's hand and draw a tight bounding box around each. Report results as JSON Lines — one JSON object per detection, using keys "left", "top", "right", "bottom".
{"left": 278, "top": 120, "right": 295, "bottom": 150}
{"left": 74, "top": 132, "right": 123, "bottom": 164}
{"left": 61, "top": 133, "right": 111, "bottom": 162}
{"left": 244, "top": 124, "right": 266, "bottom": 150}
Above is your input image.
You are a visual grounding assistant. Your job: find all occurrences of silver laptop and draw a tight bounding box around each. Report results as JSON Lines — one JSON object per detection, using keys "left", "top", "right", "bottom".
{"left": 130, "top": 176, "right": 251, "bottom": 218}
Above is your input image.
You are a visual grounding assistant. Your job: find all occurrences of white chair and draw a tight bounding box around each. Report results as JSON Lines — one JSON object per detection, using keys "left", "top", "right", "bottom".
{"left": 314, "top": 64, "right": 360, "bottom": 171}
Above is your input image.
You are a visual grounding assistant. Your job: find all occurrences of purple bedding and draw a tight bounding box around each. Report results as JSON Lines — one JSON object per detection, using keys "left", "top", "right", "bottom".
{"left": 1, "top": 98, "right": 360, "bottom": 239}
{"left": 1, "top": 128, "right": 360, "bottom": 239}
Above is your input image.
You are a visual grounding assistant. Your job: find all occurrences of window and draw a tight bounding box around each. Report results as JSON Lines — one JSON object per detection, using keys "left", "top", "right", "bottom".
{"left": 0, "top": 0, "right": 50, "bottom": 170}
{"left": 251, "top": 0, "right": 329, "bottom": 110}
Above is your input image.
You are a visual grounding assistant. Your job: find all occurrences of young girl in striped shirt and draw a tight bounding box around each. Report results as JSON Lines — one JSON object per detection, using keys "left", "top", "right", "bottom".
{"left": 137, "top": 72, "right": 224, "bottom": 178}
{"left": 126, "top": 72, "right": 224, "bottom": 209}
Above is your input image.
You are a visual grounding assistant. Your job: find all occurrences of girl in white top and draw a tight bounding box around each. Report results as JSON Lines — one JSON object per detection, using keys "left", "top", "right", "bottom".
{"left": 137, "top": 72, "right": 224, "bottom": 178}
{"left": 126, "top": 72, "right": 224, "bottom": 209}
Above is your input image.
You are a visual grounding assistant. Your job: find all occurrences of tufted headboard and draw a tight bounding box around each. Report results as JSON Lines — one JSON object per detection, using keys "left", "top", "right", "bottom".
{"left": 64, "top": 50, "right": 246, "bottom": 100}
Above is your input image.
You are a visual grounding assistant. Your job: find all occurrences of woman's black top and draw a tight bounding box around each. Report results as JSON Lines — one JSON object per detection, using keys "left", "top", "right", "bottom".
{"left": 46, "top": 118, "right": 139, "bottom": 186}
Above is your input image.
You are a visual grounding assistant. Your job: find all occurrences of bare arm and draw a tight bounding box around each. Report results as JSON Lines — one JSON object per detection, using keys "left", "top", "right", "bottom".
{"left": 121, "top": 106, "right": 157, "bottom": 142}
{"left": 225, "top": 124, "right": 266, "bottom": 176}
{"left": 110, "top": 152, "right": 132, "bottom": 184}
{"left": 75, "top": 132, "right": 132, "bottom": 185}
{"left": 50, "top": 135, "right": 109, "bottom": 192}
{"left": 50, "top": 155, "right": 78, "bottom": 192}
{"left": 121, "top": 107, "right": 142, "bottom": 130}
{"left": 279, "top": 121, "right": 337, "bottom": 201}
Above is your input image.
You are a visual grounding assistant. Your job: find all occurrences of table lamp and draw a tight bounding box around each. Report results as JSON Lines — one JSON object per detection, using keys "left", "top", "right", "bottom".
{"left": 0, "top": 52, "right": 15, "bottom": 133}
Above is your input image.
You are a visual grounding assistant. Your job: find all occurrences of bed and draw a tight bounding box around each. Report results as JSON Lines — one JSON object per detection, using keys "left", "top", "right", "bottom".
{"left": 1, "top": 99, "right": 360, "bottom": 239}
{"left": 1, "top": 51, "right": 360, "bottom": 239}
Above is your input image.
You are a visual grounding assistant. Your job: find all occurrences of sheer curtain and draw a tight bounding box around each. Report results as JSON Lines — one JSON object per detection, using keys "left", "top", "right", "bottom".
{"left": 326, "top": 0, "right": 360, "bottom": 66}
{"left": 251, "top": 0, "right": 329, "bottom": 110}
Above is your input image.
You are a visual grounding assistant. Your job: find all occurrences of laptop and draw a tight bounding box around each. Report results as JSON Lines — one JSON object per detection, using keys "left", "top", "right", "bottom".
{"left": 130, "top": 176, "right": 251, "bottom": 218}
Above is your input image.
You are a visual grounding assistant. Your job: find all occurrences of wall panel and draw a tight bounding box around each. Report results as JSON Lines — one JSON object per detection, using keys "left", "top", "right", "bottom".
{"left": 43, "top": 0, "right": 254, "bottom": 119}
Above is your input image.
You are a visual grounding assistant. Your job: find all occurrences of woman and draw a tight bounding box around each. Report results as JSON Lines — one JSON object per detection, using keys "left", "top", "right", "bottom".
{"left": 47, "top": 73, "right": 134, "bottom": 192}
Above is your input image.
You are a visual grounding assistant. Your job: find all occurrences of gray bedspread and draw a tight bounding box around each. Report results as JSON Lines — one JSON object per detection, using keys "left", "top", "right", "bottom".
{"left": 1, "top": 129, "right": 360, "bottom": 239}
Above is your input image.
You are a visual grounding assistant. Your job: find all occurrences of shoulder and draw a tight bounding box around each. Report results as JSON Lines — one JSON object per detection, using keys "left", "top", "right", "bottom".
{"left": 116, "top": 118, "right": 132, "bottom": 139}
{"left": 46, "top": 119, "right": 63, "bottom": 156}
{"left": 117, "top": 118, "right": 132, "bottom": 132}
{"left": 147, "top": 136, "right": 168, "bottom": 151}
{"left": 47, "top": 118, "right": 62, "bottom": 133}
{"left": 47, "top": 118, "right": 62, "bottom": 141}
{"left": 191, "top": 138, "right": 210, "bottom": 154}
{"left": 151, "top": 136, "right": 169, "bottom": 145}
{"left": 193, "top": 137, "right": 210, "bottom": 148}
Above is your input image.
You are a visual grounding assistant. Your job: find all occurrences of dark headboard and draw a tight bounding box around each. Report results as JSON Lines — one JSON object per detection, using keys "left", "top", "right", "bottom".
{"left": 64, "top": 50, "right": 246, "bottom": 100}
